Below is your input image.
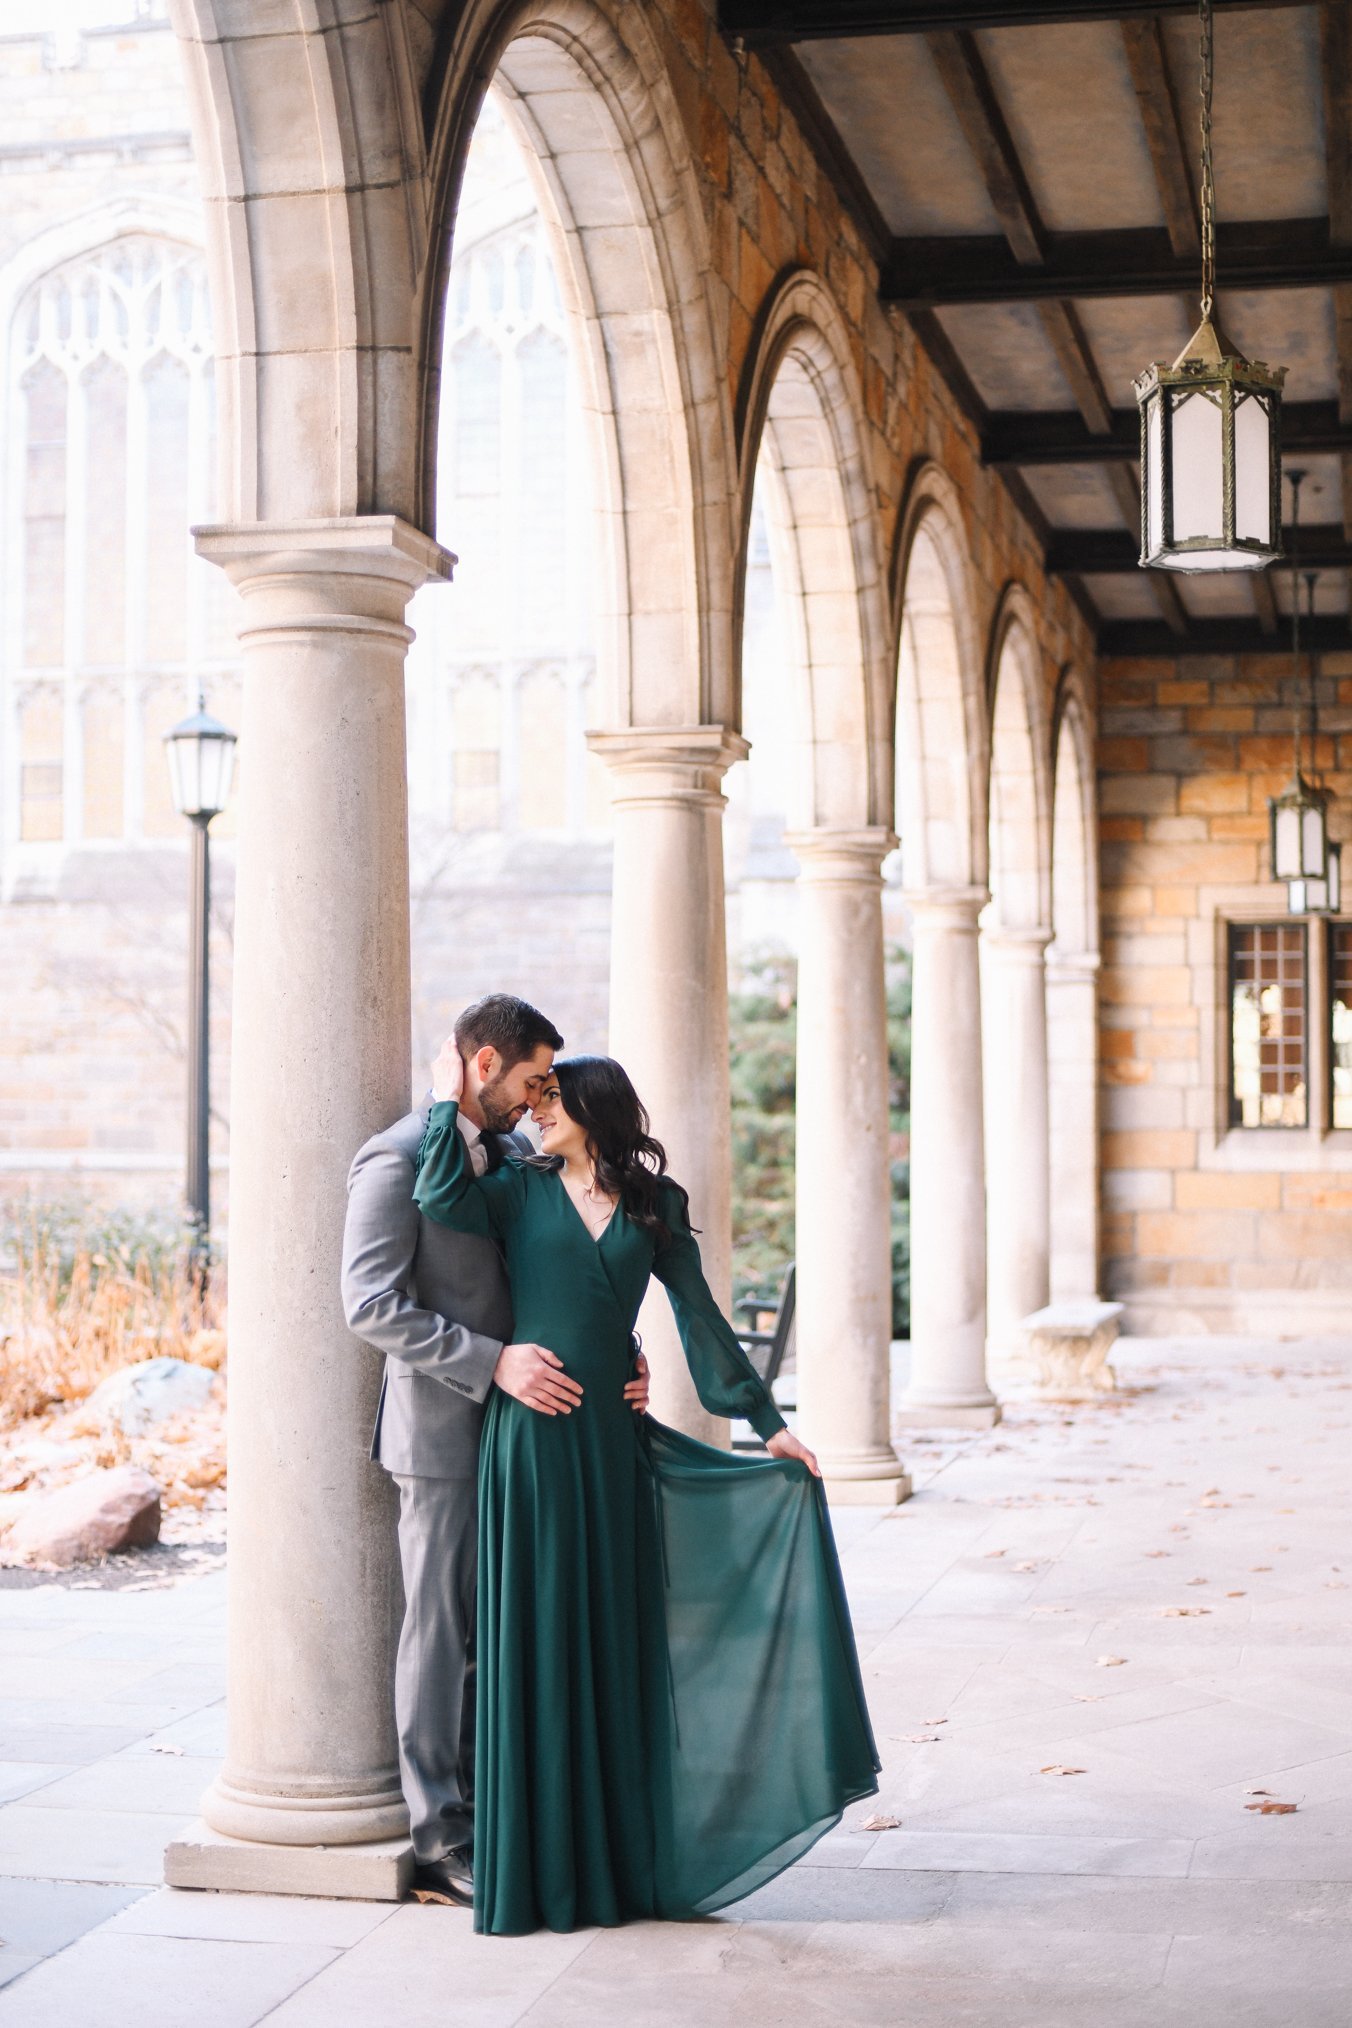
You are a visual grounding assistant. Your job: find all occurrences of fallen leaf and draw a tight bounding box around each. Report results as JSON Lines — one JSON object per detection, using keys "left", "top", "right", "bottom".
{"left": 149, "top": 1744, "right": 184, "bottom": 1757}
{"left": 983, "top": 1549, "right": 1007, "bottom": 1559}
{"left": 1096, "top": 1655, "right": 1128, "bottom": 1666}
{"left": 1014, "top": 1560, "right": 1041, "bottom": 1573}
{"left": 1226, "top": 1590, "right": 1247, "bottom": 1598}
{"left": 1251, "top": 1565, "right": 1273, "bottom": 1573}
{"left": 1143, "top": 1550, "right": 1170, "bottom": 1559}
{"left": 860, "top": 1814, "right": 901, "bottom": 1832}
{"left": 1186, "top": 1577, "right": 1209, "bottom": 1587}
{"left": 1245, "top": 1788, "right": 1272, "bottom": 1797}
{"left": 1245, "top": 1801, "right": 1298, "bottom": 1815}
{"left": 1039, "top": 1765, "right": 1086, "bottom": 1777}
{"left": 1160, "top": 1606, "right": 1211, "bottom": 1617}
{"left": 922, "top": 1718, "right": 949, "bottom": 1726}
{"left": 1071, "top": 1694, "right": 1104, "bottom": 1703}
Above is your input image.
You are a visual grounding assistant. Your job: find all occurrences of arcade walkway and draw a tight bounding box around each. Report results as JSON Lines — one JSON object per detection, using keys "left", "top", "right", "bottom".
{"left": 1, "top": 1337, "right": 1350, "bottom": 2027}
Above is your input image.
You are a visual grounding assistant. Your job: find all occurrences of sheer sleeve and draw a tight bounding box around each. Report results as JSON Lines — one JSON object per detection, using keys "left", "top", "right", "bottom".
{"left": 413, "top": 1100, "right": 527, "bottom": 1238}
{"left": 650, "top": 1184, "right": 787, "bottom": 1443}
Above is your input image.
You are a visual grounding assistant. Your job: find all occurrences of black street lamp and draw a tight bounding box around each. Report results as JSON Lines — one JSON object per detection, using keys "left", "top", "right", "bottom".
{"left": 163, "top": 697, "right": 237, "bottom": 1269}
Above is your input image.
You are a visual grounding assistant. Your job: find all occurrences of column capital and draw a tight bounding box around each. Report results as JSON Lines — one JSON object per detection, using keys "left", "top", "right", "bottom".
{"left": 784, "top": 826, "right": 897, "bottom": 882}
{"left": 194, "top": 516, "right": 455, "bottom": 598}
{"left": 588, "top": 724, "right": 750, "bottom": 808}
{"left": 1046, "top": 946, "right": 1102, "bottom": 984}
{"left": 903, "top": 884, "right": 989, "bottom": 930}
{"left": 981, "top": 922, "right": 1054, "bottom": 960}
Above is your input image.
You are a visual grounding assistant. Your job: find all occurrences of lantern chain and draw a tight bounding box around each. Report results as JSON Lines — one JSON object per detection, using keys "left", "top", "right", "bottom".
{"left": 1198, "top": 0, "right": 1215, "bottom": 320}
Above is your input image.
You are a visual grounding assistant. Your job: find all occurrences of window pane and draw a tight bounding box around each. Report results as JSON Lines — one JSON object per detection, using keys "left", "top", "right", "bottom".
{"left": 83, "top": 356, "right": 127, "bottom": 667}
{"left": 516, "top": 668, "right": 569, "bottom": 829}
{"left": 82, "top": 688, "right": 125, "bottom": 839}
{"left": 19, "top": 692, "right": 64, "bottom": 841}
{"left": 1229, "top": 923, "right": 1307, "bottom": 1128}
{"left": 1332, "top": 925, "right": 1352, "bottom": 1130}
{"left": 141, "top": 684, "right": 183, "bottom": 837}
{"left": 451, "top": 673, "right": 502, "bottom": 831}
{"left": 23, "top": 363, "right": 67, "bottom": 668}
{"left": 144, "top": 355, "right": 190, "bottom": 663}
{"left": 516, "top": 331, "right": 567, "bottom": 635}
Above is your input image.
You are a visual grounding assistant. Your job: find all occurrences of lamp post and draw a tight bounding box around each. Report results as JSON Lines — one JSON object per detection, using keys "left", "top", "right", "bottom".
{"left": 163, "top": 697, "right": 237, "bottom": 1270}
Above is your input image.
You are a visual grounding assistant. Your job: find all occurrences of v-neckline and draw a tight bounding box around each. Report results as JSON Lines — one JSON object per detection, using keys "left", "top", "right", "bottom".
{"left": 556, "top": 1169, "right": 618, "bottom": 1246}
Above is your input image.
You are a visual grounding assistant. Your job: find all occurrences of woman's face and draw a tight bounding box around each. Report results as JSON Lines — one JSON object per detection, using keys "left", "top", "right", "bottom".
{"left": 532, "top": 1079, "right": 588, "bottom": 1162}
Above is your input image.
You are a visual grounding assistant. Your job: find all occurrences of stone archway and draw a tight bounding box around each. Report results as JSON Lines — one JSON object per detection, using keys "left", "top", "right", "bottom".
{"left": 1048, "top": 671, "right": 1102, "bottom": 1303}
{"left": 983, "top": 592, "right": 1054, "bottom": 1356}
{"left": 891, "top": 469, "right": 998, "bottom": 1429}
{"left": 731, "top": 269, "right": 904, "bottom": 1500}
{"left": 422, "top": 3, "right": 745, "bottom": 1440}
{"left": 165, "top": 0, "right": 747, "bottom": 1890}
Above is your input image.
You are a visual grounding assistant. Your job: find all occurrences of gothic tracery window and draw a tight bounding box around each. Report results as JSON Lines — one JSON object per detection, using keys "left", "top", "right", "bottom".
{"left": 5, "top": 234, "right": 232, "bottom": 864}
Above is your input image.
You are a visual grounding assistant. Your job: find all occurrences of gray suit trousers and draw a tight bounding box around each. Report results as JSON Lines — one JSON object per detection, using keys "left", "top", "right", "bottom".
{"left": 392, "top": 1473, "right": 478, "bottom": 1863}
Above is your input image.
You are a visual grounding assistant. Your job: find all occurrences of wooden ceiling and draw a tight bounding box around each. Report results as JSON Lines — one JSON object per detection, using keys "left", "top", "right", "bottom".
{"left": 720, "top": 0, "right": 1352, "bottom": 655}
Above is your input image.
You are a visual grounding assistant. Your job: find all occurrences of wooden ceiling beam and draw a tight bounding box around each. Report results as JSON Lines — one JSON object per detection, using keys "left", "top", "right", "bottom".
{"left": 1100, "top": 614, "right": 1350, "bottom": 657}
{"left": 1120, "top": 15, "right": 1197, "bottom": 260}
{"left": 883, "top": 218, "right": 1352, "bottom": 306}
{"left": 983, "top": 400, "right": 1352, "bottom": 465}
{"left": 1049, "top": 523, "right": 1352, "bottom": 573}
{"left": 722, "top": 1, "right": 1303, "bottom": 42}
{"left": 925, "top": 30, "right": 1045, "bottom": 264}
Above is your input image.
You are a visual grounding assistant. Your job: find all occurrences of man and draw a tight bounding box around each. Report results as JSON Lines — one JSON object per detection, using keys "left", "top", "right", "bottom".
{"left": 341, "top": 993, "right": 650, "bottom": 1907}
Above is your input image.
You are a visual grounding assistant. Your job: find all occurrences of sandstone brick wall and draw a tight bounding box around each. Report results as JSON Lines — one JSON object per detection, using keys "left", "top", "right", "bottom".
{"left": 1098, "top": 650, "right": 1352, "bottom": 1334}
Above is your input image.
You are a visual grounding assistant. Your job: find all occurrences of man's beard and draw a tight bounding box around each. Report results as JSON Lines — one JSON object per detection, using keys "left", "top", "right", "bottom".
{"left": 478, "top": 1074, "right": 525, "bottom": 1135}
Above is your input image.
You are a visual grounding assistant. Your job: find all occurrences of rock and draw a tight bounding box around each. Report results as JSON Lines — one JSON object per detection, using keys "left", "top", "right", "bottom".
{"left": 84, "top": 1356, "right": 216, "bottom": 1435}
{"left": 3, "top": 1466, "right": 162, "bottom": 1568}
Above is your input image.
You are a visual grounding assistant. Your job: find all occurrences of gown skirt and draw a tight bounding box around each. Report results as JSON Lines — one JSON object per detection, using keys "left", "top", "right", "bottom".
{"left": 414, "top": 1102, "right": 881, "bottom": 1937}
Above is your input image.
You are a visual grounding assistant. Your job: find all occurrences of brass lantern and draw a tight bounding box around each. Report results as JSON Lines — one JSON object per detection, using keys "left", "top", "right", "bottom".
{"left": 1135, "top": 0, "right": 1285, "bottom": 574}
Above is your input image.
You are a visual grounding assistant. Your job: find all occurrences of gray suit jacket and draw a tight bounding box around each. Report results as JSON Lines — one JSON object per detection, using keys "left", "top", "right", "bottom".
{"left": 340, "top": 1103, "right": 527, "bottom": 1478}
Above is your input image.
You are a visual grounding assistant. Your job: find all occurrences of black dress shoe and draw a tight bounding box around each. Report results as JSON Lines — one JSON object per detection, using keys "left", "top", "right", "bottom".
{"left": 409, "top": 1846, "right": 473, "bottom": 1907}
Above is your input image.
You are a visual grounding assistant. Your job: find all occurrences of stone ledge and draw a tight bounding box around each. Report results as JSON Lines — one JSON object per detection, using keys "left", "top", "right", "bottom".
{"left": 824, "top": 1470, "right": 912, "bottom": 1507}
{"left": 164, "top": 1821, "right": 414, "bottom": 1902}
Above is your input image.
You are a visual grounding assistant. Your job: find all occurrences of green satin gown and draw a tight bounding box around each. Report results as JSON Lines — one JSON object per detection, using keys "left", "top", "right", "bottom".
{"left": 413, "top": 1101, "right": 880, "bottom": 1937}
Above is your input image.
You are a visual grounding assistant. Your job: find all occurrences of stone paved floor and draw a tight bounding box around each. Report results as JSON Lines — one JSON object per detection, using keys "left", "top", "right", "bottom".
{"left": 1, "top": 1336, "right": 1350, "bottom": 2025}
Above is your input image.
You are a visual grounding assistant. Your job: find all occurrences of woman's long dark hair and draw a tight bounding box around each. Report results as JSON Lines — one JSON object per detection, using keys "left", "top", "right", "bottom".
{"left": 536, "top": 1055, "right": 692, "bottom": 1243}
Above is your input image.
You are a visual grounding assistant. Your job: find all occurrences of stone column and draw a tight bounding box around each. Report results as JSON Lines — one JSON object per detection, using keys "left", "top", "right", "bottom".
{"left": 1047, "top": 948, "right": 1101, "bottom": 1301}
{"left": 981, "top": 924, "right": 1052, "bottom": 1355}
{"left": 787, "top": 829, "right": 910, "bottom": 1504}
{"left": 588, "top": 726, "right": 747, "bottom": 1445}
{"left": 896, "top": 888, "right": 1000, "bottom": 1429}
{"left": 166, "top": 517, "right": 451, "bottom": 1901}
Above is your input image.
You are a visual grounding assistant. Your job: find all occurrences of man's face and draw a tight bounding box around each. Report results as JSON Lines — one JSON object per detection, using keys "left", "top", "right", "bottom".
{"left": 477, "top": 1042, "right": 556, "bottom": 1134}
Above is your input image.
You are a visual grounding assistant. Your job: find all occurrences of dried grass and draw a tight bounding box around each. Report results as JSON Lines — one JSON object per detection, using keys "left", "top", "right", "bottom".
{"left": 0, "top": 1199, "right": 226, "bottom": 1428}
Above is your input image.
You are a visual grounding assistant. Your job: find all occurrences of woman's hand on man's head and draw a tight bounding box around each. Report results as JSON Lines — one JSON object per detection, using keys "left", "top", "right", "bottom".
{"left": 431, "top": 1037, "right": 466, "bottom": 1104}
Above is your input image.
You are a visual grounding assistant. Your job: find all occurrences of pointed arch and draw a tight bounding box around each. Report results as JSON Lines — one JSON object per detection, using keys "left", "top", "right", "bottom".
{"left": 891, "top": 462, "right": 987, "bottom": 892}
{"left": 986, "top": 583, "right": 1053, "bottom": 934}
{"left": 1050, "top": 665, "right": 1099, "bottom": 961}
{"left": 733, "top": 269, "right": 890, "bottom": 830}
{"left": 423, "top": 0, "right": 737, "bottom": 731}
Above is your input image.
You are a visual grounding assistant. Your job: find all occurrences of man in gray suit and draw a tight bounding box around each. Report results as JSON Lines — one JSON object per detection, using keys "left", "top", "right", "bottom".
{"left": 341, "top": 993, "right": 647, "bottom": 1907}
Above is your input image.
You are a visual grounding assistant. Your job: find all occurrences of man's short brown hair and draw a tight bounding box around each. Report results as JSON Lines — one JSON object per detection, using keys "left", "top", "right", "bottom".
{"left": 454, "top": 994, "right": 563, "bottom": 1072}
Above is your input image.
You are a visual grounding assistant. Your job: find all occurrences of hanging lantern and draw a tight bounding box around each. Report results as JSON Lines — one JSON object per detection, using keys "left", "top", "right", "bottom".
{"left": 1288, "top": 843, "right": 1342, "bottom": 918}
{"left": 1270, "top": 774, "right": 1330, "bottom": 883}
{"left": 1135, "top": 0, "right": 1285, "bottom": 574}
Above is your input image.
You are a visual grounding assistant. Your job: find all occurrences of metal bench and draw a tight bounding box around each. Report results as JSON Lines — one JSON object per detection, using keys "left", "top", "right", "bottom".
{"left": 732, "top": 1263, "right": 795, "bottom": 1449}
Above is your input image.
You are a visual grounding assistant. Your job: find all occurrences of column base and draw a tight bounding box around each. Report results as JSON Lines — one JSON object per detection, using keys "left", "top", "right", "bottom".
{"left": 824, "top": 1470, "right": 912, "bottom": 1506}
{"left": 893, "top": 1398, "right": 1002, "bottom": 1430}
{"left": 165, "top": 1820, "right": 414, "bottom": 1902}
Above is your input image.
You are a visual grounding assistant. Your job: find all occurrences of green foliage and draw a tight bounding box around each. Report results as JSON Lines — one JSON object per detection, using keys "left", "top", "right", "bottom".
{"left": 727, "top": 943, "right": 912, "bottom": 1337}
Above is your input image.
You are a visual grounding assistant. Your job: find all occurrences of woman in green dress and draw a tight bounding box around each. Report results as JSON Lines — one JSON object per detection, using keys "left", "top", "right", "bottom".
{"left": 414, "top": 1042, "right": 879, "bottom": 1937}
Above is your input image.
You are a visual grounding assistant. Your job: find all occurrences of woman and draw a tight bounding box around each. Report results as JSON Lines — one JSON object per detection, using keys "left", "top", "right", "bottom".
{"left": 414, "top": 1044, "right": 879, "bottom": 1937}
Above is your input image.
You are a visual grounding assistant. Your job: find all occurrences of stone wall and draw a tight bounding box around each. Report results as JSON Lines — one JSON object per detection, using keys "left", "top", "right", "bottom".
{"left": 1098, "top": 650, "right": 1352, "bottom": 1334}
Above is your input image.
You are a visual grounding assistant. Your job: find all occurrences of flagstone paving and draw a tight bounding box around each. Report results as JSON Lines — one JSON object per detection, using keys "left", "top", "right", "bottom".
{"left": 0, "top": 1336, "right": 1350, "bottom": 2024}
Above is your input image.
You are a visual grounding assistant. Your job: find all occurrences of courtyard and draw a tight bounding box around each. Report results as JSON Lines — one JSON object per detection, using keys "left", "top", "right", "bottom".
{"left": 1, "top": 1336, "right": 1349, "bottom": 2025}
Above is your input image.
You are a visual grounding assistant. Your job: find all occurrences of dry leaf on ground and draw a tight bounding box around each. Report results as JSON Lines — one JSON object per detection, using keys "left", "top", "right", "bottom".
{"left": 1096, "top": 1655, "right": 1128, "bottom": 1666}
{"left": 150, "top": 1743, "right": 184, "bottom": 1756}
{"left": 1245, "top": 1801, "right": 1297, "bottom": 1815}
{"left": 1161, "top": 1606, "right": 1211, "bottom": 1617}
{"left": 1226, "top": 1590, "right": 1247, "bottom": 1598}
{"left": 1039, "top": 1765, "right": 1086, "bottom": 1776}
{"left": 860, "top": 1814, "right": 901, "bottom": 1832}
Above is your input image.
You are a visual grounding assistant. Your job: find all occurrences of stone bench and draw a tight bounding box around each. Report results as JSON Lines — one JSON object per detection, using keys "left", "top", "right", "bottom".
{"left": 1008, "top": 1300, "right": 1125, "bottom": 1401}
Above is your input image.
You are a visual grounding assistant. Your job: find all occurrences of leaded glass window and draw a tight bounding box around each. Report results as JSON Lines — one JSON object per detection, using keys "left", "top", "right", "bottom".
{"left": 1229, "top": 924, "right": 1308, "bottom": 1128}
